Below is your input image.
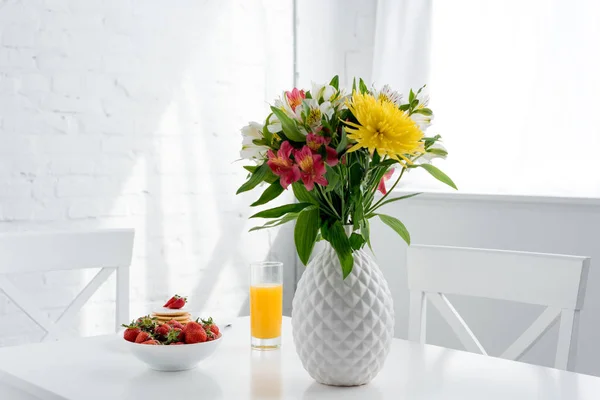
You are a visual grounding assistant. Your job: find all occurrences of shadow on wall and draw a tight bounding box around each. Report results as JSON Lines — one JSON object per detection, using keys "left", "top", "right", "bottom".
{"left": 0, "top": 0, "right": 294, "bottom": 344}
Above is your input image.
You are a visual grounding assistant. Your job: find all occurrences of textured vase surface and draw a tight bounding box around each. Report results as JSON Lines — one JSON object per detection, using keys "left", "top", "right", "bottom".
{"left": 291, "top": 245, "right": 395, "bottom": 386}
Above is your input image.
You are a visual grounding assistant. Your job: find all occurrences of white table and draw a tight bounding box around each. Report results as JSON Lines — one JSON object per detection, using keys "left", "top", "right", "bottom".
{"left": 0, "top": 317, "right": 599, "bottom": 399}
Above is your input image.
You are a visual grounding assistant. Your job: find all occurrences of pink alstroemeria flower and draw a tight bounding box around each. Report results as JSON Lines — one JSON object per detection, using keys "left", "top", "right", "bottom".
{"left": 377, "top": 169, "right": 395, "bottom": 195}
{"left": 267, "top": 141, "right": 300, "bottom": 189}
{"left": 285, "top": 88, "right": 306, "bottom": 112}
{"left": 295, "top": 145, "right": 328, "bottom": 191}
{"left": 306, "top": 133, "right": 339, "bottom": 167}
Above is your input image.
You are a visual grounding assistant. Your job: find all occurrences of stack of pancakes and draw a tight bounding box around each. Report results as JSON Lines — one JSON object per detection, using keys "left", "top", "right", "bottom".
{"left": 151, "top": 309, "right": 192, "bottom": 325}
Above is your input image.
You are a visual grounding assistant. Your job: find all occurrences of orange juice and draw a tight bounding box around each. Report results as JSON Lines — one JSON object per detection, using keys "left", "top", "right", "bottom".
{"left": 250, "top": 284, "right": 283, "bottom": 339}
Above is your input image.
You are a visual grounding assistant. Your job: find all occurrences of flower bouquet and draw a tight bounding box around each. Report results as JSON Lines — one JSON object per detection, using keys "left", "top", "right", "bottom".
{"left": 237, "top": 76, "right": 455, "bottom": 385}
{"left": 237, "top": 76, "right": 455, "bottom": 277}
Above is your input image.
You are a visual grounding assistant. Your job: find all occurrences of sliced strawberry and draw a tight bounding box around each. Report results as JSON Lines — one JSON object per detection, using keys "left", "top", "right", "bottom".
{"left": 167, "top": 295, "right": 187, "bottom": 309}
{"left": 141, "top": 339, "right": 160, "bottom": 345}
{"left": 163, "top": 295, "right": 177, "bottom": 307}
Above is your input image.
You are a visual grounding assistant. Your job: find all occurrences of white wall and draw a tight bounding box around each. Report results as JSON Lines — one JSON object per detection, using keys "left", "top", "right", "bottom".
{"left": 370, "top": 193, "right": 600, "bottom": 376}
{"left": 0, "top": 0, "right": 295, "bottom": 345}
{"left": 296, "top": 0, "right": 376, "bottom": 88}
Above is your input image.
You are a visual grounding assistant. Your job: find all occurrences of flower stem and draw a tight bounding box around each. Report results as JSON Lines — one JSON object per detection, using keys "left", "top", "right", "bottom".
{"left": 317, "top": 185, "right": 341, "bottom": 220}
{"left": 367, "top": 166, "right": 406, "bottom": 214}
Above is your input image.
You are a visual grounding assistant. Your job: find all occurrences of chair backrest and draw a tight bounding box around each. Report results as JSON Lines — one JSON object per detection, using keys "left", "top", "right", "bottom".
{"left": 0, "top": 229, "right": 135, "bottom": 341}
{"left": 407, "top": 244, "right": 590, "bottom": 371}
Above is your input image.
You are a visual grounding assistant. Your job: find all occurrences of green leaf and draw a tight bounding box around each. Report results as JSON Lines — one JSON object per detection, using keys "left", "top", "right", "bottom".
{"left": 352, "top": 77, "right": 357, "bottom": 93}
{"left": 413, "top": 107, "right": 433, "bottom": 116}
{"left": 251, "top": 181, "right": 284, "bottom": 206}
{"left": 409, "top": 89, "right": 415, "bottom": 103}
{"left": 371, "top": 150, "right": 381, "bottom": 165}
{"left": 361, "top": 219, "right": 372, "bottom": 251}
{"left": 418, "top": 164, "right": 457, "bottom": 190}
{"left": 399, "top": 104, "right": 410, "bottom": 111}
{"left": 249, "top": 212, "right": 299, "bottom": 232}
{"left": 378, "top": 159, "right": 398, "bottom": 168}
{"left": 368, "top": 192, "right": 422, "bottom": 213}
{"left": 329, "top": 75, "right": 339, "bottom": 90}
{"left": 262, "top": 115, "right": 273, "bottom": 143}
{"left": 322, "top": 221, "right": 354, "bottom": 279}
{"left": 424, "top": 134, "right": 442, "bottom": 148}
{"left": 352, "top": 191, "right": 364, "bottom": 230}
{"left": 377, "top": 214, "right": 410, "bottom": 245}
{"left": 336, "top": 127, "right": 348, "bottom": 153}
{"left": 294, "top": 207, "right": 320, "bottom": 265}
{"left": 250, "top": 203, "right": 313, "bottom": 219}
{"left": 270, "top": 106, "right": 305, "bottom": 142}
{"left": 349, "top": 233, "right": 365, "bottom": 251}
{"left": 264, "top": 172, "right": 279, "bottom": 184}
{"left": 348, "top": 162, "right": 364, "bottom": 188}
{"left": 324, "top": 165, "right": 340, "bottom": 193}
{"left": 237, "top": 163, "right": 270, "bottom": 194}
{"left": 292, "top": 182, "right": 318, "bottom": 205}
{"left": 427, "top": 147, "right": 448, "bottom": 157}
{"left": 243, "top": 165, "right": 258, "bottom": 173}
{"left": 359, "top": 78, "right": 368, "bottom": 94}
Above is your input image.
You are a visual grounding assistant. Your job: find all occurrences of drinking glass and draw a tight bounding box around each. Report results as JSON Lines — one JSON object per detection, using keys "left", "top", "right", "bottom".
{"left": 250, "top": 261, "right": 283, "bottom": 350}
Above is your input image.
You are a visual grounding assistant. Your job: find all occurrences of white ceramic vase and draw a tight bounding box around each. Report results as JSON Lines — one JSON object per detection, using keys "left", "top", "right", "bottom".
{"left": 291, "top": 241, "right": 395, "bottom": 386}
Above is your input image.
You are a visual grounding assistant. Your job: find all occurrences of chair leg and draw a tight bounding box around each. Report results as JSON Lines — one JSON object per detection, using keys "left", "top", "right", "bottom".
{"left": 555, "top": 309, "right": 580, "bottom": 371}
{"left": 116, "top": 266, "right": 130, "bottom": 331}
{"left": 408, "top": 291, "right": 427, "bottom": 343}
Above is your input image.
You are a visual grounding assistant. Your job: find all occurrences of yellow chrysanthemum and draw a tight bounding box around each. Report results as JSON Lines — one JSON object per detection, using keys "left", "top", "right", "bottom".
{"left": 345, "top": 92, "right": 424, "bottom": 164}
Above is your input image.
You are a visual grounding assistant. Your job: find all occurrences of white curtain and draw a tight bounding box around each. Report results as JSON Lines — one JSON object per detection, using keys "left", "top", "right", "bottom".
{"left": 372, "top": 0, "right": 600, "bottom": 197}
{"left": 372, "top": 0, "right": 432, "bottom": 94}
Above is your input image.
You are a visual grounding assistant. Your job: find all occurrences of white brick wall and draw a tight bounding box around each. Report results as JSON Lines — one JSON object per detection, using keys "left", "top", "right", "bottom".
{"left": 0, "top": 0, "right": 295, "bottom": 345}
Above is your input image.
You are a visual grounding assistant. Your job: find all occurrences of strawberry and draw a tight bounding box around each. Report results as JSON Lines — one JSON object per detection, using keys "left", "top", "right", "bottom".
{"left": 183, "top": 321, "right": 207, "bottom": 344}
{"left": 136, "top": 315, "right": 158, "bottom": 333}
{"left": 167, "top": 295, "right": 187, "bottom": 309}
{"left": 163, "top": 295, "right": 177, "bottom": 308}
{"left": 164, "top": 328, "right": 184, "bottom": 345}
{"left": 154, "top": 324, "right": 171, "bottom": 339}
{"left": 121, "top": 321, "right": 141, "bottom": 342}
{"left": 201, "top": 317, "right": 220, "bottom": 337}
{"left": 141, "top": 339, "right": 160, "bottom": 345}
{"left": 135, "top": 331, "right": 152, "bottom": 343}
{"left": 166, "top": 319, "right": 183, "bottom": 330}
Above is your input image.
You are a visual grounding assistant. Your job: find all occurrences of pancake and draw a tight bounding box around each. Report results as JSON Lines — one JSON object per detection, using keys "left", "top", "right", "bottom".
{"left": 152, "top": 312, "right": 192, "bottom": 324}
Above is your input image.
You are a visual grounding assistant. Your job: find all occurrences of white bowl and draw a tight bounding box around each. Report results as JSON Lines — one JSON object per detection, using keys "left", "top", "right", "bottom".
{"left": 126, "top": 337, "right": 222, "bottom": 371}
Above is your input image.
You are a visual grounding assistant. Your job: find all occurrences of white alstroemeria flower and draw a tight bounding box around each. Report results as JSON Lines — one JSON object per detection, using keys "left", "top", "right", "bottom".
{"left": 311, "top": 82, "right": 338, "bottom": 102}
{"left": 411, "top": 112, "right": 434, "bottom": 131}
{"left": 332, "top": 89, "right": 349, "bottom": 110}
{"left": 266, "top": 113, "right": 282, "bottom": 133}
{"left": 373, "top": 84, "right": 403, "bottom": 106}
{"left": 419, "top": 141, "right": 447, "bottom": 164}
{"left": 240, "top": 122, "right": 268, "bottom": 161}
{"left": 409, "top": 87, "right": 434, "bottom": 131}
{"left": 274, "top": 94, "right": 296, "bottom": 120}
{"left": 301, "top": 98, "right": 334, "bottom": 129}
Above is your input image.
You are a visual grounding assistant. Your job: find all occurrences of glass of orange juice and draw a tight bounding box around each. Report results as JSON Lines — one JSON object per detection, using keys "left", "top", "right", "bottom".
{"left": 250, "top": 261, "right": 283, "bottom": 350}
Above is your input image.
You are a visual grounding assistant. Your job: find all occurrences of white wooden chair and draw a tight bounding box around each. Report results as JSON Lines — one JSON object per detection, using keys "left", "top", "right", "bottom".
{"left": 0, "top": 229, "right": 135, "bottom": 342}
{"left": 407, "top": 244, "right": 590, "bottom": 371}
